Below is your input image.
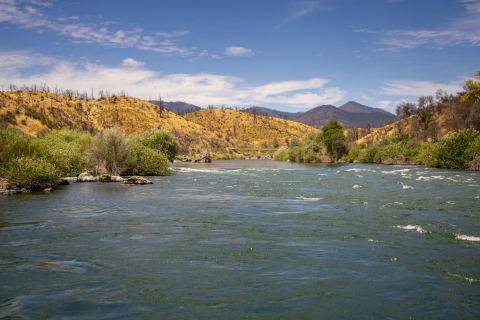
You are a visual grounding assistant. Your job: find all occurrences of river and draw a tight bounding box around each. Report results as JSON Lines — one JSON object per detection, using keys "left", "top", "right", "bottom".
{"left": 1, "top": 160, "right": 479, "bottom": 318}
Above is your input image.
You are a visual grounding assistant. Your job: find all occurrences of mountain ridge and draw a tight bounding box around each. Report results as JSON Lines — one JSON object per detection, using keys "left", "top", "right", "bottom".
{"left": 245, "top": 101, "right": 395, "bottom": 128}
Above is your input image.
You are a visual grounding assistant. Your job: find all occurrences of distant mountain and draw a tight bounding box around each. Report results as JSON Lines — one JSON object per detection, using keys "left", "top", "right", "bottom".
{"left": 150, "top": 100, "right": 201, "bottom": 115}
{"left": 245, "top": 106, "right": 294, "bottom": 119}
{"left": 246, "top": 102, "right": 395, "bottom": 128}
{"left": 338, "top": 101, "right": 391, "bottom": 115}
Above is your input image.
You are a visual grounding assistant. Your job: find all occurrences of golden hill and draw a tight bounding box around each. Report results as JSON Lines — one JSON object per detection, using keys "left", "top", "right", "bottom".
{"left": 0, "top": 90, "right": 314, "bottom": 159}
{"left": 184, "top": 108, "right": 312, "bottom": 148}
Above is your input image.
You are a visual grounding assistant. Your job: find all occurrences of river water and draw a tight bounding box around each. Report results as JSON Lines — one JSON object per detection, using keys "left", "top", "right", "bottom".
{"left": 1, "top": 160, "right": 479, "bottom": 318}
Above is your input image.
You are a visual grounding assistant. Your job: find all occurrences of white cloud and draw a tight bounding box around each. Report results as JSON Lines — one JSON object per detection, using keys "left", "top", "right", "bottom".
{"left": 361, "top": 1, "right": 480, "bottom": 51}
{"left": 226, "top": 46, "right": 253, "bottom": 57}
{"left": 361, "top": 95, "right": 372, "bottom": 100}
{"left": 0, "top": 50, "right": 54, "bottom": 71}
{"left": 382, "top": 80, "right": 463, "bottom": 96}
{"left": 121, "top": 58, "right": 145, "bottom": 68}
{"left": 0, "top": 1, "right": 194, "bottom": 56}
{"left": 0, "top": 51, "right": 345, "bottom": 109}
{"left": 156, "top": 31, "right": 189, "bottom": 38}
{"left": 57, "top": 16, "right": 79, "bottom": 22}
{"left": 376, "top": 100, "right": 392, "bottom": 109}
{"left": 291, "top": 1, "right": 320, "bottom": 19}
{"left": 25, "top": 0, "right": 52, "bottom": 6}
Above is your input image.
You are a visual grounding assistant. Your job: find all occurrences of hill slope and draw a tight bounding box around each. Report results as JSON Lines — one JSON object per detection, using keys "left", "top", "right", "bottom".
{"left": 0, "top": 90, "right": 314, "bottom": 159}
{"left": 184, "top": 108, "right": 312, "bottom": 149}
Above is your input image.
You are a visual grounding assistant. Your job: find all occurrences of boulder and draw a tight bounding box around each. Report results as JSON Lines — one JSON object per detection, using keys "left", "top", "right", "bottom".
{"left": 59, "top": 178, "right": 70, "bottom": 185}
{"left": 110, "top": 176, "right": 124, "bottom": 182}
{"left": 0, "top": 178, "right": 29, "bottom": 195}
{"left": 123, "top": 176, "right": 153, "bottom": 185}
{"left": 469, "top": 158, "right": 480, "bottom": 171}
{"left": 76, "top": 172, "right": 97, "bottom": 182}
{"left": 192, "top": 152, "right": 212, "bottom": 163}
{"left": 98, "top": 174, "right": 112, "bottom": 182}
{"left": 181, "top": 155, "right": 192, "bottom": 162}
{"left": 43, "top": 188, "right": 53, "bottom": 192}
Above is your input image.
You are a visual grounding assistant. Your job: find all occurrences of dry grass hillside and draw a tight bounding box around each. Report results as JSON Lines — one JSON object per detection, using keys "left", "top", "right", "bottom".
{"left": 184, "top": 108, "right": 312, "bottom": 148}
{"left": 0, "top": 90, "right": 315, "bottom": 159}
{"left": 355, "top": 97, "right": 480, "bottom": 146}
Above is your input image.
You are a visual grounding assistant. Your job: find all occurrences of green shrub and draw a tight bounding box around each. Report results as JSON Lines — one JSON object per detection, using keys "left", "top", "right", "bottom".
{"left": 0, "top": 128, "right": 38, "bottom": 166}
{"left": 426, "top": 129, "right": 480, "bottom": 169}
{"left": 465, "top": 135, "right": 480, "bottom": 159}
{"left": 136, "top": 130, "right": 179, "bottom": 162}
{"left": 2, "top": 157, "right": 61, "bottom": 188}
{"left": 36, "top": 129, "right": 92, "bottom": 176}
{"left": 127, "top": 139, "right": 171, "bottom": 175}
{"left": 359, "top": 146, "right": 378, "bottom": 163}
{"left": 88, "top": 127, "right": 132, "bottom": 175}
{"left": 347, "top": 144, "right": 360, "bottom": 162}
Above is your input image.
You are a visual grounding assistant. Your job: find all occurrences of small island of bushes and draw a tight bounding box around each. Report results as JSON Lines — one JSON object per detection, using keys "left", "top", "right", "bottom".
{"left": 0, "top": 126, "right": 179, "bottom": 194}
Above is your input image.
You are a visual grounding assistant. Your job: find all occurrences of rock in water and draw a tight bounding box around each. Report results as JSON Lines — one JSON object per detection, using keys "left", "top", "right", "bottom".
{"left": 98, "top": 174, "right": 112, "bottom": 182}
{"left": 76, "top": 172, "right": 97, "bottom": 182}
{"left": 192, "top": 152, "right": 212, "bottom": 163}
{"left": 43, "top": 188, "right": 53, "bottom": 192}
{"left": 0, "top": 178, "right": 30, "bottom": 195}
{"left": 123, "top": 176, "right": 153, "bottom": 185}
{"left": 111, "top": 176, "right": 124, "bottom": 182}
{"left": 59, "top": 178, "right": 70, "bottom": 185}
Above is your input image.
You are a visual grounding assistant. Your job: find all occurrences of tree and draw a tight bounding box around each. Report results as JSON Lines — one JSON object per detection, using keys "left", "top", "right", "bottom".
{"left": 461, "top": 70, "right": 480, "bottom": 103}
{"left": 158, "top": 94, "right": 164, "bottom": 117}
{"left": 395, "top": 102, "right": 417, "bottom": 120}
{"left": 137, "top": 129, "right": 179, "bottom": 162}
{"left": 321, "top": 119, "right": 347, "bottom": 160}
{"left": 88, "top": 127, "right": 131, "bottom": 175}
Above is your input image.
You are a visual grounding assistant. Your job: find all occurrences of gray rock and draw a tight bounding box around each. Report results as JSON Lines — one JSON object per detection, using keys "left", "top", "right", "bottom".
{"left": 76, "top": 172, "right": 97, "bottom": 182}
{"left": 110, "top": 176, "right": 124, "bottom": 182}
{"left": 123, "top": 176, "right": 153, "bottom": 185}
{"left": 469, "top": 158, "right": 480, "bottom": 171}
{"left": 0, "top": 178, "right": 30, "bottom": 195}
{"left": 43, "top": 188, "right": 53, "bottom": 192}
{"left": 192, "top": 152, "right": 212, "bottom": 163}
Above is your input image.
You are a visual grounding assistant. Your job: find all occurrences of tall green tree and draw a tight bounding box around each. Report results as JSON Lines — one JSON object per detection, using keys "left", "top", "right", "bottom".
{"left": 321, "top": 119, "right": 347, "bottom": 160}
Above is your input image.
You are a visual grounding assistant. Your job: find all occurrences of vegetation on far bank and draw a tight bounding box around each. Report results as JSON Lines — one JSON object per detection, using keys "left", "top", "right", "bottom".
{"left": 274, "top": 70, "right": 480, "bottom": 170}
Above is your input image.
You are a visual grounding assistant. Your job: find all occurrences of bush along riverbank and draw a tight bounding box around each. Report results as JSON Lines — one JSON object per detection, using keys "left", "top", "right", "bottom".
{"left": 274, "top": 124, "right": 480, "bottom": 171}
{"left": 274, "top": 71, "right": 480, "bottom": 170}
{"left": 0, "top": 126, "right": 179, "bottom": 194}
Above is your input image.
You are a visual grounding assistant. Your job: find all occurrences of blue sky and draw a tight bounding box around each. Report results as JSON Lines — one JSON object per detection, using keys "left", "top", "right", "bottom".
{"left": 0, "top": 0, "right": 479, "bottom": 113}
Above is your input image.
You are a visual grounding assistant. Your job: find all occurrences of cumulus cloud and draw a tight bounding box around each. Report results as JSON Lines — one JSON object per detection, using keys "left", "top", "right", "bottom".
{"left": 0, "top": 51, "right": 344, "bottom": 108}
{"left": 121, "top": 58, "right": 145, "bottom": 67}
{"left": 226, "top": 46, "right": 253, "bottom": 57}
{"left": 382, "top": 80, "right": 463, "bottom": 96}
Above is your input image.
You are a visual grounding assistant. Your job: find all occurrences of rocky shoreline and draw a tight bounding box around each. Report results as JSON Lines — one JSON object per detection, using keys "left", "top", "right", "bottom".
{"left": 1, "top": 173, "right": 155, "bottom": 195}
